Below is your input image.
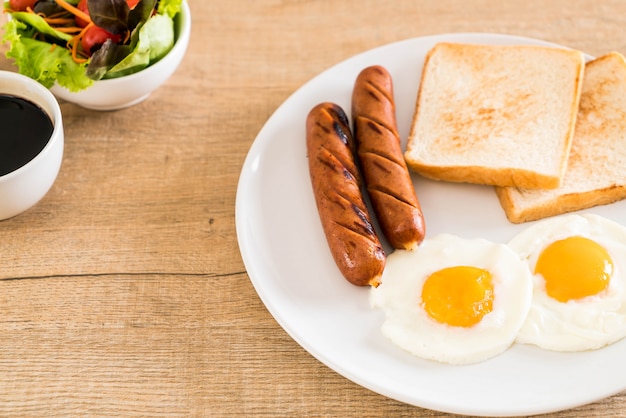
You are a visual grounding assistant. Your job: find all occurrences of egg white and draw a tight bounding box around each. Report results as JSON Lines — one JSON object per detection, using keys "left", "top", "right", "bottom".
{"left": 508, "top": 213, "right": 626, "bottom": 351}
{"left": 370, "top": 233, "right": 533, "bottom": 365}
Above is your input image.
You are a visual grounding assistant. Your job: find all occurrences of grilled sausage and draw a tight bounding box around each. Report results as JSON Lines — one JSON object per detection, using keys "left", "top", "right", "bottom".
{"left": 352, "top": 65, "right": 426, "bottom": 250}
{"left": 306, "top": 102, "right": 385, "bottom": 287}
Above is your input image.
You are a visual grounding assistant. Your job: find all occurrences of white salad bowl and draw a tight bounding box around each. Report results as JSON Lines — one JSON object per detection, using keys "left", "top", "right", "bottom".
{"left": 0, "top": 70, "right": 64, "bottom": 220}
{"left": 50, "top": 1, "right": 191, "bottom": 111}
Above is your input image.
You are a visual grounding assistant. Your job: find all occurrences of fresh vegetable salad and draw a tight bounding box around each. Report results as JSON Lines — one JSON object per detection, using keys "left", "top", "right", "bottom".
{"left": 2, "top": 0, "right": 183, "bottom": 91}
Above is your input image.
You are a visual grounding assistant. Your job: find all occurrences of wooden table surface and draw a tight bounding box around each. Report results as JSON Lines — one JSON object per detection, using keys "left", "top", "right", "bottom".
{"left": 1, "top": 1, "right": 625, "bottom": 416}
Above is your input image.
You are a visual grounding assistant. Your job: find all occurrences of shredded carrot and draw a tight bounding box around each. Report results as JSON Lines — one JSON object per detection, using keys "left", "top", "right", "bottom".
{"left": 46, "top": 11, "right": 74, "bottom": 19}
{"left": 43, "top": 17, "right": 76, "bottom": 25}
{"left": 68, "top": 21, "right": 93, "bottom": 63}
{"left": 55, "top": 27, "right": 83, "bottom": 34}
{"left": 49, "top": 44, "right": 57, "bottom": 52}
{"left": 54, "top": 0, "right": 91, "bottom": 25}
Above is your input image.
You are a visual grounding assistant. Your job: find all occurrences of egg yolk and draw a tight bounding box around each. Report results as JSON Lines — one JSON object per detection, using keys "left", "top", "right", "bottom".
{"left": 421, "top": 266, "right": 494, "bottom": 327}
{"left": 534, "top": 236, "right": 613, "bottom": 302}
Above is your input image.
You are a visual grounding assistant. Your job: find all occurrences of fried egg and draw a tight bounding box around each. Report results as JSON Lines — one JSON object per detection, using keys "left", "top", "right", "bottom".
{"left": 370, "top": 234, "right": 533, "bottom": 365}
{"left": 508, "top": 213, "right": 626, "bottom": 351}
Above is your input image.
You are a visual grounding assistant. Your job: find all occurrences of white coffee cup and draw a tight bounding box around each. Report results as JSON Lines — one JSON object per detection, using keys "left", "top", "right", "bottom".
{"left": 0, "top": 71, "right": 64, "bottom": 220}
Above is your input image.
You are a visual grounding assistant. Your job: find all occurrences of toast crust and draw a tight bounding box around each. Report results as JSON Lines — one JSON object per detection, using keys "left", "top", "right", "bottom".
{"left": 496, "top": 184, "right": 626, "bottom": 224}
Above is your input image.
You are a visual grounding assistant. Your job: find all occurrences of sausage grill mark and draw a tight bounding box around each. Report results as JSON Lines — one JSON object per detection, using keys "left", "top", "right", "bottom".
{"left": 333, "top": 121, "right": 351, "bottom": 146}
{"left": 350, "top": 202, "right": 377, "bottom": 236}
{"left": 363, "top": 80, "right": 397, "bottom": 134}
{"left": 316, "top": 120, "right": 331, "bottom": 135}
{"left": 315, "top": 144, "right": 359, "bottom": 184}
{"left": 366, "top": 119, "right": 383, "bottom": 135}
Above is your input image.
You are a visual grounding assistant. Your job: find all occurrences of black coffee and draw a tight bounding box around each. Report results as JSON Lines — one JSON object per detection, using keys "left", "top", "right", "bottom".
{"left": 0, "top": 94, "right": 54, "bottom": 176}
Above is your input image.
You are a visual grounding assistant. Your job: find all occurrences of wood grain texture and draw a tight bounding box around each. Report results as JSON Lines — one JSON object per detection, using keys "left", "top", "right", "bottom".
{"left": 1, "top": 0, "right": 626, "bottom": 416}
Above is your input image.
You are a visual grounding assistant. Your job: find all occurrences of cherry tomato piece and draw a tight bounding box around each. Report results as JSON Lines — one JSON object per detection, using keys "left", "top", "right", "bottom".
{"left": 75, "top": 0, "right": 90, "bottom": 28}
{"left": 81, "top": 25, "right": 122, "bottom": 56}
{"left": 9, "top": 0, "right": 37, "bottom": 11}
{"left": 76, "top": 0, "right": 139, "bottom": 27}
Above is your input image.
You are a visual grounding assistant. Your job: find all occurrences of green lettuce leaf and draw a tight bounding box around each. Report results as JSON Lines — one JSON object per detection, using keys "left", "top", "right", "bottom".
{"left": 8, "top": 11, "right": 73, "bottom": 42}
{"left": 158, "top": 0, "right": 183, "bottom": 19}
{"left": 144, "top": 13, "right": 174, "bottom": 61}
{"left": 2, "top": 17, "right": 93, "bottom": 91}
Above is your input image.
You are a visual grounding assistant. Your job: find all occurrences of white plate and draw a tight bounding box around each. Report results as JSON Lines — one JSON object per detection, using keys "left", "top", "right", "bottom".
{"left": 235, "top": 33, "right": 626, "bottom": 416}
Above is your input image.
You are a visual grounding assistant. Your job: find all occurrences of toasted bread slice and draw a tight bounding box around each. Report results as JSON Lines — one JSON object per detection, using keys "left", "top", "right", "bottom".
{"left": 496, "top": 52, "right": 626, "bottom": 223}
{"left": 404, "top": 42, "right": 585, "bottom": 189}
